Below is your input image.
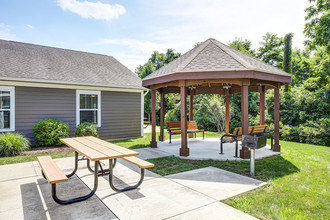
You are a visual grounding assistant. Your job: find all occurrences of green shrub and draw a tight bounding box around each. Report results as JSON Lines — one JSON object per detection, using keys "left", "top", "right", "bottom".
{"left": 0, "top": 133, "right": 30, "bottom": 157}
{"left": 33, "top": 118, "right": 69, "bottom": 146}
{"left": 75, "top": 122, "right": 99, "bottom": 137}
{"left": 281, "top": 125, "right": 300, "bottom": 142}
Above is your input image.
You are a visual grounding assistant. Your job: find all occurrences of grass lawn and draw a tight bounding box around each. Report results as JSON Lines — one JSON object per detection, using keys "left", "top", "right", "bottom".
{"left": 147, "top": 140, "right": 330, "bottom": 220}
{"left": 0, "top": 152, "right": 74, "bottom": 165}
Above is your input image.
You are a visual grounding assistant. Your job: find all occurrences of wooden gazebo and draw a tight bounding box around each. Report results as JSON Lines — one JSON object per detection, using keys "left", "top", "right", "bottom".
{"left": 142, "top": 38, "right": 291, "bottom": 158}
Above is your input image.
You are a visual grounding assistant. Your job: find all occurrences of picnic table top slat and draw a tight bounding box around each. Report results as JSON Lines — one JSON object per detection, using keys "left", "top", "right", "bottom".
{"left": 84, "top": 136, "right": 139, "bottom": 157}
{"left": 60, "top": 138, "right": 109, "bottom": 161}
{"left": 73, "top": 137, "right": 125, "bottom": 159}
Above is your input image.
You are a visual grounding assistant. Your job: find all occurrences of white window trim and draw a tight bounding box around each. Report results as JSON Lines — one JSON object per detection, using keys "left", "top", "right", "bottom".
{"left": 0, "top": 86, "right": 15, "bottom": 132}
{"left": 76, "top": 90, "right": 101, "bottom": 127}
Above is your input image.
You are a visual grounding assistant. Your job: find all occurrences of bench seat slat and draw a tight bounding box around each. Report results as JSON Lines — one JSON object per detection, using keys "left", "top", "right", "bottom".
{"left": 122, "top": 156, "right": 154, "bottom": 169}
{"left": 37, "top": 156, "right": 68, "bottom": 184}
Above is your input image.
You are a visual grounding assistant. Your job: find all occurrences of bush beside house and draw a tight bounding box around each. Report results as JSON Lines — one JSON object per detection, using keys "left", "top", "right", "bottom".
{"left": 75, "top": 122, "right": 99, "bottom": 137}
{"left": 33, "top": 118, "right": 69, "bottom": 146}
{"left": 0, "top": 133, "right": 30, "bottom": 157}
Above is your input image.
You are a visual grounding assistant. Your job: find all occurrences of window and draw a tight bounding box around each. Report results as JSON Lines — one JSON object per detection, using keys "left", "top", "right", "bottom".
{"left": 0, "top": 86, "right": 15, "bottom": 132}
{"left": 76, "top": 90, "right": 101, "bottom": 127}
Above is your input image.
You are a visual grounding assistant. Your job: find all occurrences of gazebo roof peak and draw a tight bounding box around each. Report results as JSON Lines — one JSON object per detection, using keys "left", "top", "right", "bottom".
{"left": 142, "top": 38, "right": 290, "bottom": 83}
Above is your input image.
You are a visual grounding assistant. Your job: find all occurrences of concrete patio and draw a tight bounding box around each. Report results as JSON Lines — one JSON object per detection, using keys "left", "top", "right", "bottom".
{"left": 153, "top": 137, "right": 281, "bottom": 161}
{"left": 0, "top": 151, "right": 266, "bottom": 220}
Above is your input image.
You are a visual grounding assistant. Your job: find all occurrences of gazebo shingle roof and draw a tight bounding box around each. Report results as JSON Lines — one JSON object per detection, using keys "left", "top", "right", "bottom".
{"left": 143, "top": 38, "right": 289, "bottom": 80}
{"left": 0, "top": 39, "right": 143, "bottom": 89}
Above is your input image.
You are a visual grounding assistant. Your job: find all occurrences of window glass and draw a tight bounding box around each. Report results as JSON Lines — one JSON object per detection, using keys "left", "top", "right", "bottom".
{"left": 80, "top": 94, "right": 98, "bottom": 109}
{"left": 0, "top": 110, "right": 10, "bottom": 129}
{"left": 80, "top": 110, "right": 97, "bottom": 124}
{"left": 0, "top": 91, "right": 10, "bottom": 109}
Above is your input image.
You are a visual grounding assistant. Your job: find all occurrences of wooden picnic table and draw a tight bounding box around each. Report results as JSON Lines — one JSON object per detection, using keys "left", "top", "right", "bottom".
{"left": 38, "top": 136, "right": 153, "bottom": 205}
{"left": 61, "top": 136, "right": 139, "bottom": 161}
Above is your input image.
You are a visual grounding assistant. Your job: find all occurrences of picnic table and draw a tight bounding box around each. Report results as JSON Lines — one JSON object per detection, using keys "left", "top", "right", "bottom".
{"left": 37, "top": 136, "right": 154, "bottom": 205}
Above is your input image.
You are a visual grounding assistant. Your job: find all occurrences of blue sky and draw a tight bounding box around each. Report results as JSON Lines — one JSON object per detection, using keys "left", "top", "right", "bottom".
{"left": 0, "top": 0, "right": 310, "bottom": 71}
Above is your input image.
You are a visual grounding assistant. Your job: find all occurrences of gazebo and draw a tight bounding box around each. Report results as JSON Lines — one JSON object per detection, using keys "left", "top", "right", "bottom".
{"left": 142, "top": 38, "right": 291, "bottom": 158}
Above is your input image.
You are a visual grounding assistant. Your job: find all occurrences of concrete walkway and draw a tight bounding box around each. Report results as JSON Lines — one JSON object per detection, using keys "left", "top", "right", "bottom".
{"left": 153, "top": 138, "right": 280, "bottom": 161}
{"left": 0, "top": 152, "right": 265, "bottom": 220}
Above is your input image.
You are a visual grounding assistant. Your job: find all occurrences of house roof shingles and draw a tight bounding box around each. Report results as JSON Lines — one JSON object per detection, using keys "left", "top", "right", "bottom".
{"left": 0, "top": 39, "right": 143, "bottom": 89}
{"left": 143, "top": 38, "right": 290, "bottom": 81}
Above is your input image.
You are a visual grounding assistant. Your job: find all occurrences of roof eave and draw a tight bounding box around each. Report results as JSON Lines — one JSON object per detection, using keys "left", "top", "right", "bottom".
{"left": 0, "top": 77, "right": 147, "bottom": 91}
{"left": 142, "top": 69, "right": 291, "bottom": 87}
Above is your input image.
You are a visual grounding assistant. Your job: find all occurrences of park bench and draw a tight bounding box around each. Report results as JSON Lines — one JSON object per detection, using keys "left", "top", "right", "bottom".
{"left": 220, "top": 125, "right": 273, "bottom": 157}
{"left": 166, "top": 121, "right": 204, "bottom": 143}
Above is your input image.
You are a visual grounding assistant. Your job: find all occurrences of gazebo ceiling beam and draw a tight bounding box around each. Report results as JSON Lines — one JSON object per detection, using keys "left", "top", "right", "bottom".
{"left": 185, "top": 79, "right": 242, "bottom": 87}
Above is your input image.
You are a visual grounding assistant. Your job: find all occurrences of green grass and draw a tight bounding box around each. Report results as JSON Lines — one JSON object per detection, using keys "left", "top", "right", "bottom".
{"left": 147, "top": 140, "right": 330, "bottom": 220}
{"left": 111, "top": 131, "right": 220, "bottom": 149}
{"left": 0, "top": 152, "right": 74, "bottom": 165}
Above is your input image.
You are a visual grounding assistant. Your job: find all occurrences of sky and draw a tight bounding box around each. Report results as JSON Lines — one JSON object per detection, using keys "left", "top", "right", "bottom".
{"left": 0, "top": 0, "right": 310, "bottom": 71}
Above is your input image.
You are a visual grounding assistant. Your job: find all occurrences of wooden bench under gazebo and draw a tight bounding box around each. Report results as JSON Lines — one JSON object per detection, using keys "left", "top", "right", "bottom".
{"left": 142, "top": 38, "right": 291, "bottom": 159}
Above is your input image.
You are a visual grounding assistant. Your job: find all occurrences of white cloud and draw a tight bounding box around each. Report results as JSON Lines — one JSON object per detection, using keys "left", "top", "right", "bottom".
{"left": 57, "top": 0, "right": 126, "bottom": 21}
{"left": 27, "top": 24, "right": 33, "bottom": 29}
{"left": 0, "top": 23, "right": 18, "bottom": 41}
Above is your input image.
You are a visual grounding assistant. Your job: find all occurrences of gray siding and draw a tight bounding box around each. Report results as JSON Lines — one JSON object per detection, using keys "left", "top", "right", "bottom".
{"left": 99, "top": 91, "right": 141, "bottom": 139}
{"left": 15, "top": 87, "right": 76, "bottom": 139}
{"left": 14, "top": 86, "right": 141, "bottom": 141}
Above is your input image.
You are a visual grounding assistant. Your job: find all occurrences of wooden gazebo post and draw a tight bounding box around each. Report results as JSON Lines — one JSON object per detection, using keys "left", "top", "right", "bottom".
{"left": 273, "top": 84, "right": 281, "bottom": 151}
{"left": 150, "top": 89, "right": 157, "bottom": 148}
{"left": 188, "top": 91, "right": 194, "bottom": 138}
{"left": 159, "top": 89, "right": 165, "bottom": 141}
{"left": 225, "top": 89, "right": 230, "bottom": 134}
{"left": 240, "top": 82, "right": 250, "bottom": 158}
{"left": 259, "top": 86, "right": 266, "bottom": 125}
{"left": 180, "top": 81, "right": 189, "bottom": 156}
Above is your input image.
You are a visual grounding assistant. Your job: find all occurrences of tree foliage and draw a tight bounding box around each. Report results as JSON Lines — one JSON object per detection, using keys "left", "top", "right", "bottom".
{"left": 283, "top": 33, "right": 294, "bottom": 92}
{"left": 229, "top": 37, "right": 256, "bottom": 56}
{"left": 304, "top": 0, "right": 330, "bottom": 53}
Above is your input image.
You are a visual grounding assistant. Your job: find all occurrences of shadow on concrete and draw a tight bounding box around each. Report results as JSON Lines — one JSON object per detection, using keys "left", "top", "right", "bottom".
{"left": 21, "top": 182, "right": 47, "bottom": 220}
{"left": 21, "top": 176, "right": 117, "bottom": 220}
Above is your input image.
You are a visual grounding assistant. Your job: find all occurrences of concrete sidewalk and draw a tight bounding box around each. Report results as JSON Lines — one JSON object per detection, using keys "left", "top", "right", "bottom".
{"left": 0, "top": 153, "right": 264, "bottom": 220}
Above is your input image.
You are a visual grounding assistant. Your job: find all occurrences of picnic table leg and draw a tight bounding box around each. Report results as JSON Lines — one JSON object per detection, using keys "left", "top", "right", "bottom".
{"left": 51, "top": 161, "right": 99, "bottom": 205}
{"left": 108, "top": 159, "right": 144, "bottom": 192}
{"left": 87, "top": 158, "right": 117, "bottom": 176}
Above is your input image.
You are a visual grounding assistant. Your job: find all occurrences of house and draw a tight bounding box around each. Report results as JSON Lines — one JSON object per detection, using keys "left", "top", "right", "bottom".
{"left": 0, "top": 39, "right": 145, "bottom": 141}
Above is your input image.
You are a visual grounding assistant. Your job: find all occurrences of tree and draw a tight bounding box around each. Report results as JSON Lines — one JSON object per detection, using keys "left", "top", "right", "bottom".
{"left": 205, "top": 95, "right": 227, "bottom": 133}
{"left": 229, "top": 37, "right": 256, "bottom": 56}
{"left": 283, "top": 33, "right": 294, "bottom": 92}
{"left": 304, "top": 0, "right": 330, "bottom": 53}
{"left": 136, "top": 49, "right": 181, "bottom": 118}
{"left": 257, "top": 33, "right": 283, "bottom": 67}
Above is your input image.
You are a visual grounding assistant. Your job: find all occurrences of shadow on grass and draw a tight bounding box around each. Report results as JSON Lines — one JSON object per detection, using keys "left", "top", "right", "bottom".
{"left": 148, "top": 155, "right": 300, "bottom": 182}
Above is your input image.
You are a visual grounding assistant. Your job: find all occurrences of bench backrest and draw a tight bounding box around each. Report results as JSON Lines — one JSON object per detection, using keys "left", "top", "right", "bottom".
{"left": 232, "top": 127, "right": 253, "bottom": 135}
{"left": 187, "top": 121, "right": 198, "bottom": 130}
{"left": 166, "top": 121, "right": 198, "bottom": 131}
{"left": 232, "top": 125, "right": 268, "bottom": 135}
{"left": 166, "top": 122, "right": 181, "bottom": 131}
{"left": 251, "top": 125, "right": 268, "bottom": 133}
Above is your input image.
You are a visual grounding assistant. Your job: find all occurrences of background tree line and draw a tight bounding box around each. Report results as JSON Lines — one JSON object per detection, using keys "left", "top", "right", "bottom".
{"left": 136, "top": 0, "right": 329, "bottom": 146}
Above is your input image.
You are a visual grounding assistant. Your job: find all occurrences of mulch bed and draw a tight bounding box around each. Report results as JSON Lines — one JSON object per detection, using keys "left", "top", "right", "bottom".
{"left": 21, "top": 145, "right": 74, "bottom": 156}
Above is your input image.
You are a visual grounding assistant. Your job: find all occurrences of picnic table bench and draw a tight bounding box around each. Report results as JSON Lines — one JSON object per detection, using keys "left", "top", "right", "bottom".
{"left": 220, "top": 125, "right": 273, "bottom": 157}
{"left": 166, "top": 121, "right": 204, "bottom": 143}
{"left": 37, "top": 136, "right": 154, "bottom": 205}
